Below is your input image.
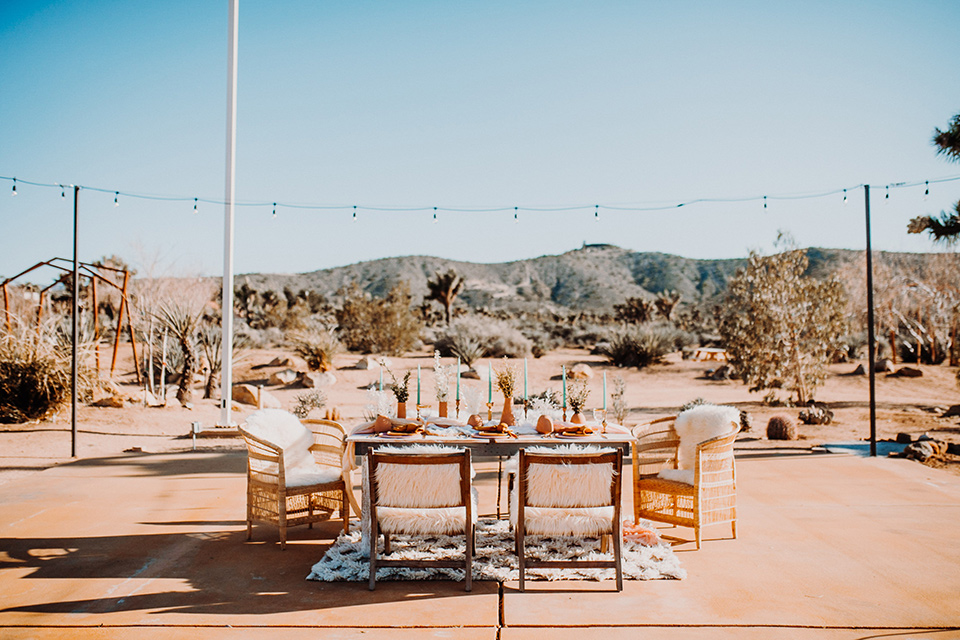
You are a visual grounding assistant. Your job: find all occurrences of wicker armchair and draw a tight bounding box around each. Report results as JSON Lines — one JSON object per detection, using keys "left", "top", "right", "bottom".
{"left": 240, "top": 415, "right": 349, "bottom": 549}
{"left": 632, "top": 415, "right": 739, "bottom": 550}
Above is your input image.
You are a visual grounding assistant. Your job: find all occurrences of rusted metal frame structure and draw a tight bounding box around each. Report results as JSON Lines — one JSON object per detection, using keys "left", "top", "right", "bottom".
{"left": 0, "top": 258, "right": 141, "bottom": 383}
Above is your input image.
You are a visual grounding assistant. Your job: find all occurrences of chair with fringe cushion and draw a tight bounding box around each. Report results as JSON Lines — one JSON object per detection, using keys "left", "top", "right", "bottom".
{"left": 512, "top": 446, "right": 623, "bottom": 591}
{"left": 240, "top": 409, "right": 349, "bottom": 549}
{"left": 367, "top": 446, "right": 475, "bottom": 591}
{"left": 632, "top": 406, "right": 740, "bottom": 550}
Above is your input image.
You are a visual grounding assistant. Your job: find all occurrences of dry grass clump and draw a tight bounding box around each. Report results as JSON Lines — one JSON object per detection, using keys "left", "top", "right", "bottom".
{"left": 766, "top": 414, "right": 797, "bottom": 440}
{"left": 290, "top": 325, "right": 341, "bottom": 372}
{"left": 434, "top": 316, "right": 531, "bottom": 363}
{"left": 599, "top": 323, "right": 680, "bottom": 369}
{"left": 0, "top": 321, "right": 93, "bottom": 423}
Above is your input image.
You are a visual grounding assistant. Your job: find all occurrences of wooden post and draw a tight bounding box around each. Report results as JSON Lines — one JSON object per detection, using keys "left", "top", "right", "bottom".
{"left": 36, "top": 290, "right": 45, "bottom": 335}
{"left": 92, "top": 276, "right": 100, "bottom": 377}
{"left": 889, "top": 329, "right": 897, "bottom": 365}
{"left": 127, "top": 296, "right": 142, "bottom": 385}
{"left": 109, "top": 271, "right": 130, "bottom": 378}
{"left": 2, "top": 283, "right": 9, "bottom": 333}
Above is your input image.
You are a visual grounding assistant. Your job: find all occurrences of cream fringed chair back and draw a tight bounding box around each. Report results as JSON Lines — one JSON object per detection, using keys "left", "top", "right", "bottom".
{"left": 366, "top": 446, "right": 475, "bottom": 591}
{"left": 512, "top": 446, "right": 623, "bottom": 591}
{"left": 632, "top": 405, "right": 740, "bottom": 550}
{"left": 240, "top": 409, "right": 349, "bottom": 549}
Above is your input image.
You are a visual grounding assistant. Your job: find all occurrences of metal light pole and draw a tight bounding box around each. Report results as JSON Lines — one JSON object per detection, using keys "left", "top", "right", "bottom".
{"left": 72, "top": 185, "right": 79, "bottom": 457}
{"left": 864, "top": 184, "right": 877, "bottom": 456}
{"left": 220, "top": 0, "right": 239, "bottom": 427}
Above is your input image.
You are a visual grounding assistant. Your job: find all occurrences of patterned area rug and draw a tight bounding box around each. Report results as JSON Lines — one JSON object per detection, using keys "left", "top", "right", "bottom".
{"left": 307, "top": 518, "right": 685, "bottom": 583}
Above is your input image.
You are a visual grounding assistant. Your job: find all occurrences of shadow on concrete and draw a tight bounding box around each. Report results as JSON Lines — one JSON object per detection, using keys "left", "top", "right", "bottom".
{"left": 64, "top": 450, "right": 246, "bottom": 478}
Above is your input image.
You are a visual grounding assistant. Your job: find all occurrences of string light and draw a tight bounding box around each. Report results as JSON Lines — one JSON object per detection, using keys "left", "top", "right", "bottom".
{"left": 842, "top": 189, "right": 848, "bottom": 205}
{"left": 193, "top": 197, "right": 198, "bottom": 213}
{"left": 924, "top": 181, "right": 929, "bottom": 200}
{"left": 432, "top": 206, "right": 437, "bottom": 223}
{"left": 763, "top": 195, "right": 767, "bottom": 210}
{"left": 114, "top": 191, "right": 119, "bottom": 207}
{"left": 594, "top": 204, "right": 599, "bottom": 221}
{"left": 59, "top": 184, "right": 65, "bottom": 199}
{"left": 885, "top": 186, "right": 889, "bottom": 201}
{"left": 11, "top": 178, "right": 16, "bottom": 196}
{"left": 514, "top": 206, "right": 518, "bottom": 223}
{"left": 352, "top": 205, "right": 357, "bottom": 222}
{"left": 272, "top": 202, "right": 277, "bottom": 218}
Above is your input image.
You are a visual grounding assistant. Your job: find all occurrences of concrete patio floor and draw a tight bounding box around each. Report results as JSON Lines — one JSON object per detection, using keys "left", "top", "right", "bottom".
{"left": 1, "top": 443, "right": 959, "bottom": 639}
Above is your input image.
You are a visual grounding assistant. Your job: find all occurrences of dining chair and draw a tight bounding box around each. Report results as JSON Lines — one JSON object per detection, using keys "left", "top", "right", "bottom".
{"left": 631, "top": 406, "right": 740, "bottom": 549}
{"left": 239, "top": 409, "right": 349, "bottom": 549}
{"left": 512, "top": 446, "right": 623, "bottom": 591}
{"left": 366, "top": 446, "right": 476, "bottom": 591}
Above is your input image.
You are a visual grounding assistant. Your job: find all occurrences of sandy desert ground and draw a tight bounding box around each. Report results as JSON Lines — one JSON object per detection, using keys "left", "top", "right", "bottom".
{"left": 2, "top": 346, "right": 959, "bottom": 485}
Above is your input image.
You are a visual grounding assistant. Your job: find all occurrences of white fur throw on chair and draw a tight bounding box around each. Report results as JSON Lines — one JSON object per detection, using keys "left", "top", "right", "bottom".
{"left": 510, "top": 445, "right": 618, "bottom": 536}
{"left": 372, "top": 445, "right": 478, "bottom": 536}
{"left": 659, "top": 404, "right": 740, "bottom": 485}
{"left": 244, "top": 409, "right": 340, "bottom": 487}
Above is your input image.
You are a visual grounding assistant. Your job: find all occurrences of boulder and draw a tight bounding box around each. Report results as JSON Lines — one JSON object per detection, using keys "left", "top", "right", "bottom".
{"left": 268, "top": 368, "right": 299, "bottom": 385}
{"left": 571, "top": 364, "right": 593, "bottom": 380}
{"left": 891, "top": 367, "right": 923, "bottom": 378}
{"left": 849, "top": 363, "right": 866, "bottom": 376}
{"left": 356, "top": 356, "right": 381, "bottom": 370}
{"left": 92, "top": 395, "right": 125, "bottom": 408}
{"left": 942, "top": 404, "right": 960, "bottom": 419}
{"left": 232, "top": 384, "right": 281, "bottom": 408}
{"left": 461, "top": 369, "right": 481, "bottom": 380}
{"left": 895, "top": 432, "right": 913, "bottom": 444}
{"left": 874, "top": 358, "right": 896, "bottom": 373}
{"left": 267, "top": 356, "right": 295, "bottom": 367}
{"left": 708, "top": 365, "right": 731, "bottom": 381}
{"left": 301, "top": 371, "right": 337, "bottom": 388}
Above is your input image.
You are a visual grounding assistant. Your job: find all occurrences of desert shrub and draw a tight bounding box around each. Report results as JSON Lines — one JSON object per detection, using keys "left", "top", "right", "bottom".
{"left": 680, "top": 397, "right": 708, "bottom": 413}
{"left": 292, "top": 390, "right": 327, "bottom": 419}
{"left": 766, "top": 414, "right": 797, "bottom": 440}
{"left": 0, "top": 322, "right": 94, "bottom": 423}
{"left": 289, "top": 324, "right": 341, "bottom": 372}
{"left": 335, "top": 282, "right": 423, "bottom": 356}
{"left": 434, "top": 316, "right": 531, "bottom": 363}
{"left": 599, "top": 323, "right": 678, "bottom": 369}
{"left": 523, "top": 329, "right": 562, "bottom": 358}
{"left": 798, "top": 402, "right": 834, "bottom": 425}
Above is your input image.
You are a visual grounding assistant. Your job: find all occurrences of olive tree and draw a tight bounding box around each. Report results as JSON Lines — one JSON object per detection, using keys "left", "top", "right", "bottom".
{"left": 720, "top": 235, "right": 847, "bottom": 404}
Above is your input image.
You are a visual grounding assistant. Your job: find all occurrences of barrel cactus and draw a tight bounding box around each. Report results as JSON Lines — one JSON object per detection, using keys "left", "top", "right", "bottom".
{"left": 766, "top": 414, "right": 797, "bottom": 440}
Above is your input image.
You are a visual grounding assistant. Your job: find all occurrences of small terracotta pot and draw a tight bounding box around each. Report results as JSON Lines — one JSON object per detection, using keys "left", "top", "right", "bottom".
{"left": 500, "top": 397, "right": 515, "bottom": 426}
{"left": 570, "top": 411, "right": 586, "bottom": 424}
{"left": 439, "top": 401, "right": 448, "bottom": 418}
{"left": 396, "top": 402, "right": 407, "bottom": 419}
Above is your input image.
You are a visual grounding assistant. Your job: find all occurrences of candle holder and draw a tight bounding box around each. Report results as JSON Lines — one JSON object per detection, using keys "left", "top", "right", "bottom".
{"left": 485, "top": 402, "right": 495, "bottom": 422}
{"left": 455, "top": 398, "right": 461, "bottom": 419}
{"left": 562, "top": 405, "right": 568, "bottom": 422}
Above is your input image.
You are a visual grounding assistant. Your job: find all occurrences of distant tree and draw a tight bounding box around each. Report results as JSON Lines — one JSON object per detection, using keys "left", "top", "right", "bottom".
{"left": 720, "top": 235, "right": 847, "bottom": 404}
{"left": 908, "top": 113, "right": 960, "bottom": 243}
{"left": 614, "top": 296, "right": 656, "bottom": 324}
{"left": 335, "top": 282, "right": 422, "bottom": 355}
{"left": 154, "top": 299, "right": 205, "bottom": 406}
{"left": 426, "top": 269, "right": 464, "bottom": 325}
{"left": 655, "top": 290, "right": 682, "bottom": 320}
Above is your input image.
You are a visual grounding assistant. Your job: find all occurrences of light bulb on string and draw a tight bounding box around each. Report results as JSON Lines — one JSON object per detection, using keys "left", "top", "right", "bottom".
{"left": 272, "top": 203, "right": 277, "bottom": 219}
{"left": 433, "top": 206, "right": 437, "bottom": 223}
{"left": 60, "top": 184, "right": 65, "bottom": 199}
{"left": 924, "top": 181, "right": 929, "bottom": 200}
{"left": 885, "top": 186, "right": 889, "bottom": 201}
{"left": 114, "top": 192, "right": 119, "bottom": 207}
{"left": 352, "top": 205, "right": 357, "bottom": 222}
{"left": 193, "top": 198, "right": 198, "bottom": 214}
{"left": 594, "top": 204, "right": 599, "bottom": 221}
{"left": 514, "top": 206, "right": 518, "bottom": 223}
{"left": 763, "top": 195, "right": 767, "bottom": 210}
{"left": 842, "top": 189, "right": 848, "bottom": 205}
{"left": 11, "top": 178, "right": 17, "bottom": 196}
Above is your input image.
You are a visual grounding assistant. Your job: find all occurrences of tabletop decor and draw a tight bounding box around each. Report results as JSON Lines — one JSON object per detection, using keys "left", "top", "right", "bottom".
{"left": 381, "top": 360, "right": 411, "bottom": 419}
{"left": 567, "top": 378, "right": 590, "bottom": 424}
{"left": 433, "top": 350, "right": 453, "bottom": 418}
{"left": 494, "top": 358, "right": 518, "bottom": 426}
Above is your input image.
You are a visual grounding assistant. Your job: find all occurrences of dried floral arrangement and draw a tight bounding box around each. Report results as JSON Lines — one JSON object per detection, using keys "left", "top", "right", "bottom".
{"left": 433, "top": 350, "right": 453, "bottom": 401}
{"left": 610, "top": 375, "right": 628, "bottom": 424}
{"left": 494, "top": 358, "right": 518, "bottom": 399}
{"left": 568, "top": 378, "right": 590, "bottom": 414}
{"left": 380, "top": 359, "right": 410, "bottom": 403}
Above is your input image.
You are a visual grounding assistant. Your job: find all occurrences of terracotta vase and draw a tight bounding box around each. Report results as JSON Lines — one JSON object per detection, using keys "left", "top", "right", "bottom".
{"left": 570, "top": 411, "right": 586, "bottom": 424}
{"left": 500, "top": 397, "right": 515, "bottom": 426}
{"left": 439, "top": 401, "right": 448, "bottom": 418}
{"left": 396, "top": 402, "right": 407, "bottom": 419}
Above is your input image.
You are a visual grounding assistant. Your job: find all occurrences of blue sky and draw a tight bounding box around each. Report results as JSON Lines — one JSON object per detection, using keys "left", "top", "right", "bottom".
{"left": 1, "top": 0, "right": 959, "bottom": 280}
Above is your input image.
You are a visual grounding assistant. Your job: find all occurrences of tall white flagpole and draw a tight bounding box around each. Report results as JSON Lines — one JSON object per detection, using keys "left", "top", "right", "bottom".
{"left": 220, "top": 0, "right": 239, "bottom": 426}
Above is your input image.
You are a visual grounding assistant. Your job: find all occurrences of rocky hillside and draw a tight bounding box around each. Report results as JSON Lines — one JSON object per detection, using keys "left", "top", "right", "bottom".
{"left": 236, "top": 244, "right": 940, "bottom": 313}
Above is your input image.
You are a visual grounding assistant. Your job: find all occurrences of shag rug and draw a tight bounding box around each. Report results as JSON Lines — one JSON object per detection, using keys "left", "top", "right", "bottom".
{"left": 307, "top": 518, "right": 685, "bottom": 583}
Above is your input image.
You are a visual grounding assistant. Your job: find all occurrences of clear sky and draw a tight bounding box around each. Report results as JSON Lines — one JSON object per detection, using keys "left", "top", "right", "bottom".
{"left": 1, "top": 0, "right": 959, "bottom": 281}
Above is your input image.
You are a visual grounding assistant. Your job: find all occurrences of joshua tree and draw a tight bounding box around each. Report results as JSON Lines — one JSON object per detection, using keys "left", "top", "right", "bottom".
{"left": 655, "top": 290, "right": 682, "bottom": 321}
{"left": 908, "top": 113, "right": 960, "bottom": 243}
{"left": 154, "top": 300, "right": 204, "bottom": 406}
{"left": 426, "top": 269, "right": 464, "bottom": 325}
{"left": 614, "top": 296, "right": 656, "bottom": 324}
